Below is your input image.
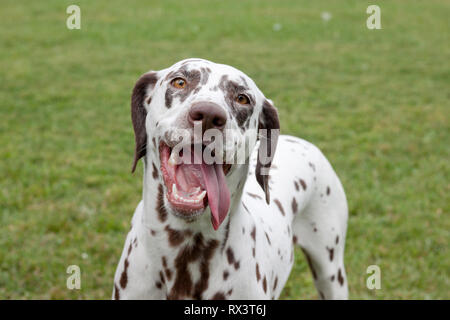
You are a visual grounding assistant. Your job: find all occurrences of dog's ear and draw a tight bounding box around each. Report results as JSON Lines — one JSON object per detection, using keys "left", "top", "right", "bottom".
{"left": 131, "top": 72, "right": 159, "bottom": 173}
{"left": 255, "top": 99, "right": 280, "bottom": 204}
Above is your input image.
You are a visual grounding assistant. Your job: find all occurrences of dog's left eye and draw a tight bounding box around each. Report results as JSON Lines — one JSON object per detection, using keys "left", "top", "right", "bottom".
{"left": 171, "top": 78, "right": 187, "bottom": 89}
{"left": 236, "top": 94, "right": 250, "bottom": 105}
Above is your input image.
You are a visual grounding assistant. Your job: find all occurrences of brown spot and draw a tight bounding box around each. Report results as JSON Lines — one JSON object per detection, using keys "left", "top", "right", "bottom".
{"left": 247, "top": 192, "right": 263, "bottom": 200}
{"left": 155, "top": 282, "right": 162, "bottom": 289}
{"left": 265, "top": 232, "right": 271, "bottom": 245}
{"left": 331, "top": 275, "right": 335, "bottom": 282}
{"left": 119, "top": 258, "right": 129, "bottom": 289}
{"left": 150, "top": 229, "right": 156, "bottom": 236}
{"left": 250, "top": 226, "right": 256, "bottom": 241}
{"left": 326, "top": 186, "right": 330, "bottom": 195}
{"left": 242, "top": 202, "right": 251, "bottom": 214}
{"left": 273, "top": 199, "right": 285, "bottom": 216}
{"left": 252, "top": 247, "right": 256, "bottom": 257}
{"left": 200, "top": 67, "right": 210, "bottom": 85}
{"left": 291, "top": 197, "right": 298, "bottom": 214}
{"left": 168, "top": 234, "right": 219, "bottom": 300}
{"left": 167, "top": 236, "right": 200, "bottom": 299}
{"left": 319, "top": 291, "right": 325, "bottom": 300}
{"left": 300, "top": 247, "right": 317, "bottom": 280}
{"left": 338, "top": 268, "right": 344, "bottom": 286}
{"left": 221, "top": 217, "right": 231, "bottom": 252}
{"left": 273, "top": 277, "right": 278, "bottom": 291}
{"left": 162, "top": 256, "right": 172, "bottom": 281}
{"left": 227, "top": 289, "right": 233, "bottom": 296}
{"left": 152, "top": 137, "right": 157, "bottom": 149}
{"left": 165, "top": 225, "right": 192, "bottom": 247}
{"left": 114, "top": 284, "right": 120, "bottom": 300}
{"left": 335, "top": 236, "right": 339, "bottom": 244}
{"left": 256, "top": 264, "right": 261, "bottom": 282}
{"left": 223, "top": 270, "right": 229, "bottom": 280}
{"left": 211, "top": 292, "right": 226, "bottom": 300}
{"left": 165, "top": 87, "right": 174, "bottom": 108}
{"left": 294, "top": 181, "right": 299, "bottom": 191}
{"left": 326, "top": 247, "right": 334, "bottom": 261}
{"left": 152, "top": 162, "right": 159, "bottom": 179}
{"left": 299, "top": 179, "right": 307, "bottom": 190}
{"left": 156, "top": 184, "right": 168, "bottom": 222}
{"left": 226, "top": 247, "right": 240, "bottom": 270}
{"left": 308, "top": 162, "right": 316, "bottom": 171}
{"left": 193, "top": 239, "right": 220, "bottom": 299}
{"left": 262, "top": 276, "right": 267, "bottom": 293}
{"left": 293, "top": 235, "right": 298, "bottom": 244}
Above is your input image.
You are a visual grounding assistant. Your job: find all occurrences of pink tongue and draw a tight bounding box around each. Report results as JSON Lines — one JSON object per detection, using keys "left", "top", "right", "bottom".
{"left": 194, "top": 152, "right": 230, "bottom": 230}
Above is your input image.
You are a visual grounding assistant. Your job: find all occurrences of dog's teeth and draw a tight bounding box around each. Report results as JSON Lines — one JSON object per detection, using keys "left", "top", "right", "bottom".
{"left": 168, "top": 149, "right": 180, "bottom": 166}
{"left": 171, "top": 183, "right": 205, "bottom": 204}
{"left": 196, "top": 190, "right": 206, "bottom": 200}
{"left": 192, "top": 187, "right": 201, "bottom": 194}
{"left": 172, "top": 184, "right": 177, "bottom": 195}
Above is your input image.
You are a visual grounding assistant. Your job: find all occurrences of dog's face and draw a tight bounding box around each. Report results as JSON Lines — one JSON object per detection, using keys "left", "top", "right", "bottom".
{"left": 131, "top": 58, "right": 279, "bottom": 229}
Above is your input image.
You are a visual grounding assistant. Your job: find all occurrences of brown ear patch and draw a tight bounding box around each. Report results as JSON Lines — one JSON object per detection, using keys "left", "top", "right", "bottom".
{"left": 255, "top": 100, "right": 280, "bottom": 204}
{"left": 131, "top": 72, "right": 159, "bottom": 173}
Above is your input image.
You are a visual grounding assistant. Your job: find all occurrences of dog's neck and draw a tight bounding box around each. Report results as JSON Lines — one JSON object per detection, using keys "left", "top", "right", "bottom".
{"left": 138, "top": 155, "right": 249, "bottom": 250}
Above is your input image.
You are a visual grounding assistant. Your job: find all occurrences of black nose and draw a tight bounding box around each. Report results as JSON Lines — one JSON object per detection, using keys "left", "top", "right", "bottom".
{"left": 188, "top": 102, "right": 227, "bottom": 132}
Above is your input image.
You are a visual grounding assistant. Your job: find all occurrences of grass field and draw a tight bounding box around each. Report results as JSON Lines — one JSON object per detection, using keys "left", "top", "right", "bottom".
{"left": 0, "top": 0, "right": 448, "bottom": 299}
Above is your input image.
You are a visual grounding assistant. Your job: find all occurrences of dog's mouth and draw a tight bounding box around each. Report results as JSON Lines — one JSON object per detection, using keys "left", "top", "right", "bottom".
{"left": 159, "top": 142, "right": 232, "bottom": 230}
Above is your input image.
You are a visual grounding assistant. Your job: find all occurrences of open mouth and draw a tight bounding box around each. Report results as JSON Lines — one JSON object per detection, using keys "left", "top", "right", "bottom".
{"left": 159, "top": 142, "right": 232, "bottom": 230}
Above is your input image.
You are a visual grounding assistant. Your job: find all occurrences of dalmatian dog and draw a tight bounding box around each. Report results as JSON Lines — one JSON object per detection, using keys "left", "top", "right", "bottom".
{"left": 112, "top": 58, "right": 348, "bottom": 300}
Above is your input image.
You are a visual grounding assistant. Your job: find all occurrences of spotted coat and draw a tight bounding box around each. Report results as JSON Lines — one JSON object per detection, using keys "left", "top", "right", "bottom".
{"left": 113, "top": 59, "right": 349, "bottom": 300}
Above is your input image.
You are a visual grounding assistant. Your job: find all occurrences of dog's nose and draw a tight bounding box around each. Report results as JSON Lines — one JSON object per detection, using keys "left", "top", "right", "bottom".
{"left": 188, "top": 102, "right": 227, "bottom": 132}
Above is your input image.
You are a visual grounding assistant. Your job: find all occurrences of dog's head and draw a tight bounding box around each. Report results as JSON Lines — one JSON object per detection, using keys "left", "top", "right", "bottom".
{"left": 130, "top": 58, "right": 279, "bottom": 230}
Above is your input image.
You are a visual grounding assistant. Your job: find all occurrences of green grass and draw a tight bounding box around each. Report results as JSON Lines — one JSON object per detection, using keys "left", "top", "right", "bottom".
{"left": 0, "top": 0, "right": 448, "bottom": 299}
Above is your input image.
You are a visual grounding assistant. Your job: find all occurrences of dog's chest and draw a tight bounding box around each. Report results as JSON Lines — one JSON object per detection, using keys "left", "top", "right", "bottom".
{"left": 120, "top": 215, "right": 288, "bottom": 300}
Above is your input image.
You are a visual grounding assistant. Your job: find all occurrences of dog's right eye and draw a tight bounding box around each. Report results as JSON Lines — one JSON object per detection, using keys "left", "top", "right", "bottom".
{"left": 236, "top": 94, "right": 250, "bottom": 105}
{"left": 171, "top": 78, "right": 187, "bottom": 89}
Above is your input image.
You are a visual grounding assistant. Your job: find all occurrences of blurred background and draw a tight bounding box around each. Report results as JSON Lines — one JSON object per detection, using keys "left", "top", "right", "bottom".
{"left": 0, "top": 0, "right": 448, "bottom": 299}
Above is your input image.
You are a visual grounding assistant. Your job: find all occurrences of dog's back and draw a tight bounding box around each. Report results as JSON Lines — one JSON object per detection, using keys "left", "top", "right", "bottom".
{"left": 236, "top": 135, "right": 348, "bottom": 299}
